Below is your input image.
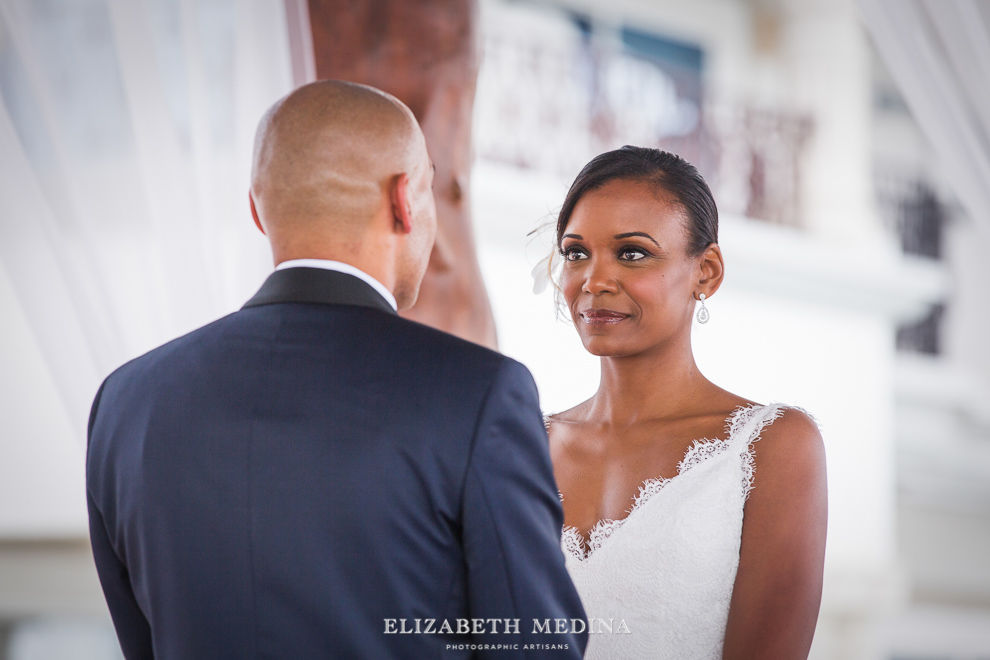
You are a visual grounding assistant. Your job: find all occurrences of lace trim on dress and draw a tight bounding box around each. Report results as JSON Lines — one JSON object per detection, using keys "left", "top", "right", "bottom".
{"left": 552, "top": 403, "right": 790, "bottom": 561}
{"left": 561, "top": 524, "right": 585, "bottom": 559}
{"left": 730, "top": 403, "right": 786, "bottom": 500}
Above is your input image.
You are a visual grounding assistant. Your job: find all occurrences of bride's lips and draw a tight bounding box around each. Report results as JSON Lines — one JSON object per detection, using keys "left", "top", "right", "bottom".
{"left": 580, "top": 308, "right": 631, "bottom": 325}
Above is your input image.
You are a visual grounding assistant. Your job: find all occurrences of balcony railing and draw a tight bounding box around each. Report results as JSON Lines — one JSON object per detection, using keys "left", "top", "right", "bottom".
{"left": 474, "top": 3, "right": 813, "bottom": 228}
{"left": 874, "top": 170, "right": 950, "bottom": 355}
{"left": 874, "top": 172, "right": 946, "bottom": 259}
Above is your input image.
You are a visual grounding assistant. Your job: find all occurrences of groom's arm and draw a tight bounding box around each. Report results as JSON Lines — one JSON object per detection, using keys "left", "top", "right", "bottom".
{"left": 461, "top": 359, "right": 587, "bottom": 659}
{"left": 87, "top": 381, "right": 155, "bottom": 660}
{"left": 88, "top": 494, "right": 154, "bottom": 660}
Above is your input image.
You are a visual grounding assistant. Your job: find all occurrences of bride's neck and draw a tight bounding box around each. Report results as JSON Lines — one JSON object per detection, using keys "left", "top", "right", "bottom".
{"left": 588, "top": 335, "right": 710, "bottom": 426}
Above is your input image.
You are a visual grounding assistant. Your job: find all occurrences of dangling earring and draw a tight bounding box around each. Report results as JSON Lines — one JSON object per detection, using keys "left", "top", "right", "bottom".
{"left": 696, "top": 293, "right": 710, "bottom": 324}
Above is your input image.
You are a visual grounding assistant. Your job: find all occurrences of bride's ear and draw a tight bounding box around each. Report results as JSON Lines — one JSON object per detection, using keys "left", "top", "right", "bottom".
{"left": 697, "top": 243, "right": 724, "bottom": 296}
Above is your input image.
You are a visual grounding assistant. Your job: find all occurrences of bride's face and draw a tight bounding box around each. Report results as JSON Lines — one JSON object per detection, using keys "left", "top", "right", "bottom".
{"left": 559, "top": 178, "right": 699, "bottom": 358}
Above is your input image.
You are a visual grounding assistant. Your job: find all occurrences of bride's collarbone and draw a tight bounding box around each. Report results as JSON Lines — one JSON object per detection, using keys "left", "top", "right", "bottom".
{"left": 550, "top": 412, "right": 735, "bottom": 467}
{"left": 552, "top": 432, "right": 701, "bottom": 534}
{"left": 551, "top": 407, "right": 755, "bottom": 544}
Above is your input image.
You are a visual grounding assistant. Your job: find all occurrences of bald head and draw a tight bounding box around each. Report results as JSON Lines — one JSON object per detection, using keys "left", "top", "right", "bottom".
{"left": 249, "top": 80, "right": 437, "bottom": 310}
{"left": 250, "top": 80, "right": 426, "bottom": 244}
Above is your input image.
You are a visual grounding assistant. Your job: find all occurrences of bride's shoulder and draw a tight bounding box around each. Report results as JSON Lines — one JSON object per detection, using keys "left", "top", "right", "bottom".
{"left": 721, "top": 393, "right": 820, "bottom": 446}
{"left": 749, "top": 405, "right": 825, "bottom": 483}
{"left": 758, "top": 405, "right": 821, "bottom": 446}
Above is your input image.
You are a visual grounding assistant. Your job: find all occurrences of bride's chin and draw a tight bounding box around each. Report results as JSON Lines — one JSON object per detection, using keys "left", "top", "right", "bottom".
{"left": 581, "top": 338, "right": 639, "bottom": 358}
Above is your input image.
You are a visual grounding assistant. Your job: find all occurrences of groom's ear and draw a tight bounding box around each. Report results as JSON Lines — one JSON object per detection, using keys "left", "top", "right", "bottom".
{"left": 249, "top": 192, "right": 266, "bottom": 236}
{"left": 390, "top": 173, "right": 414, "bottom": 235}
{"left": 697, "top": 243, "right": 724, "bottom": 296}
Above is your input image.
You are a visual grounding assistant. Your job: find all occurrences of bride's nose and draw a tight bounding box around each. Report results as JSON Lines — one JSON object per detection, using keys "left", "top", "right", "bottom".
{"left": 581, "top": 259, "right": 620, "bottom": 295}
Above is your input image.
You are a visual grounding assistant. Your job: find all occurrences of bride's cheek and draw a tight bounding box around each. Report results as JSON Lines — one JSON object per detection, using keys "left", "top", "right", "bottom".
{"left": 561, "top": 278, "right": 580, "bottom": 304}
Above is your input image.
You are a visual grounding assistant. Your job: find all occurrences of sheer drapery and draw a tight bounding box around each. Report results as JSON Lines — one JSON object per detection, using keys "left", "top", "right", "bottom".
{"left": 860, "top": 0, "right": 990, "bottom": 238}
{"left": 0, "top": 0, "right": 294, "bottom": 444}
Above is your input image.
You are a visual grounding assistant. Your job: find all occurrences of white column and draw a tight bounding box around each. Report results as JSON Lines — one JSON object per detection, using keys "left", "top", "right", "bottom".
{"left": 779, "top": 0, "right": 888, "bottom": 247}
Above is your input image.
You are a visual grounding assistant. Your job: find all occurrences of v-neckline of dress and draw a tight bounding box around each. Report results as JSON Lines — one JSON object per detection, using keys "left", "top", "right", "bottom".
{"left": 548, "top": 403, "right": 775, "bottom": 563}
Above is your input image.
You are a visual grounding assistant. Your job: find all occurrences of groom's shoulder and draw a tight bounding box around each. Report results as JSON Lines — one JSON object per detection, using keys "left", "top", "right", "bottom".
{"left": 361, "top": 314, "right": 540, "bottom": 404}
{"left": 98, "top": 310, "right": 245, "bottom": 390}
{"left": 384, "top": 314, "right": 526, "bottom": 378}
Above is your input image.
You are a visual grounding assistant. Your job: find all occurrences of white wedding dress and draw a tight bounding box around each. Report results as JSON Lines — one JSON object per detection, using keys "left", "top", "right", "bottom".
{"left": 550, "top": 403, "right": 788, "bottom": 659}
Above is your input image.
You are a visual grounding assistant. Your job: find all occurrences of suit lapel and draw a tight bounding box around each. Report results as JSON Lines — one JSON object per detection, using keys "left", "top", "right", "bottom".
{"left": 242, "top": 267, "right": 397, "bottom": 316}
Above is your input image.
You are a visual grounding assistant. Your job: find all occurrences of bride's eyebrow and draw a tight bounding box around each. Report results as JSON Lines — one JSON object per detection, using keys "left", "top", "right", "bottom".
{"left": 614, "top": 232, "right": 660, "bottom": 248}
{"left": 562, "top": 233, "right": 583, "bottom": 241}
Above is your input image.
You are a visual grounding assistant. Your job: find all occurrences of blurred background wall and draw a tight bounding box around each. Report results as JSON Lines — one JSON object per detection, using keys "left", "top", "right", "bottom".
{"left": 1, "top": 0, "right": 988, "bottom": 658}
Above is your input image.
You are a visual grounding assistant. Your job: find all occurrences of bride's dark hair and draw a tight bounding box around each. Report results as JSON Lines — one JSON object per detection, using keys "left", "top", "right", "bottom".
{"left": 556, "top": 146, "right": 718, "bottom": 256}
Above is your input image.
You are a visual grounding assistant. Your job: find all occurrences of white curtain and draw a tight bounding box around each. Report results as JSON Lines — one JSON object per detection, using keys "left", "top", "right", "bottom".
{"left": 859, "top": 0, "right": 990, "bottom": 238}
{"left": 0, "top": 0, "right": 295, "bottom": 443}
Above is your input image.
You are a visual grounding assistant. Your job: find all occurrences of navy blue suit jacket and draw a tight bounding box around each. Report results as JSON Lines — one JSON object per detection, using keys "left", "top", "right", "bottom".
{"left": 87, "top": 267, "right": 588, "bottom": 659}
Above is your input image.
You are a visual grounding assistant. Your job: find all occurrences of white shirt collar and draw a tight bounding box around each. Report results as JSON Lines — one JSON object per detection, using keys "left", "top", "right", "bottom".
{"left": 274, "top": 259, "right": 398, "bottom": 311}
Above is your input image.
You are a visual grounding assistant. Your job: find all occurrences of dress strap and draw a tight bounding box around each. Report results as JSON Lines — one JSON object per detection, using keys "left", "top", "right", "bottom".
{"left": 726, "top": 403, "right": 786, "bottom": 448}
{"left": 725, "top": 403, "right": 787, "bottom": 500}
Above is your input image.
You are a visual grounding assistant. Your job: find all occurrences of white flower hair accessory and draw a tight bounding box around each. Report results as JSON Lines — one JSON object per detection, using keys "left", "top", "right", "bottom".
{"left": 530, "top": 246, "right": 561, "bottom": 294}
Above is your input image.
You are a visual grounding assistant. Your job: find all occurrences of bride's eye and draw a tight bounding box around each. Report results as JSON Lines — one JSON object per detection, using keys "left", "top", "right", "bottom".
{"left": 618, "top": 247, "right": 647, "bottom": 261}
{"left": 563, "top": 246, "right": 588, "bottom": 261}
